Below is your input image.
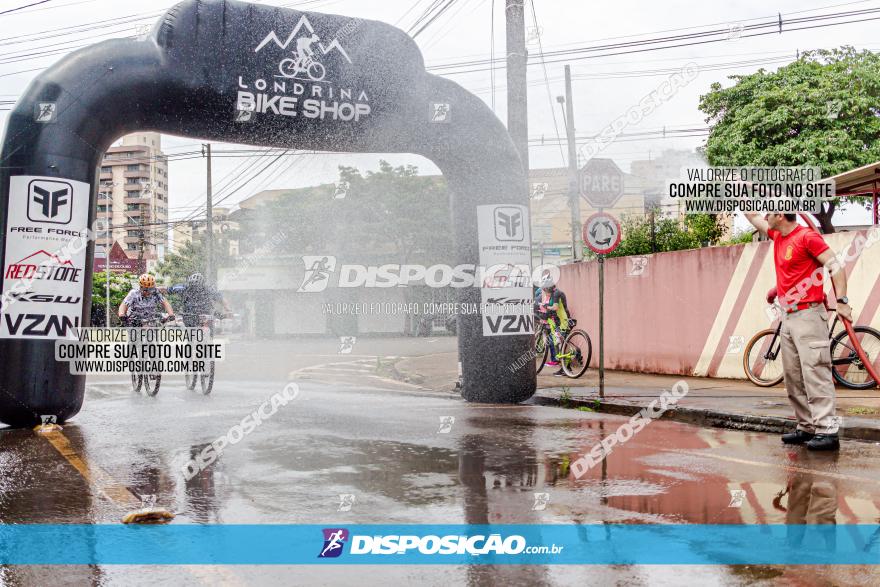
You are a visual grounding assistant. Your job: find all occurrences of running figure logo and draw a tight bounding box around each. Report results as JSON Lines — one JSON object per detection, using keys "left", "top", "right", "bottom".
{"left": 337, "top": 494, "right": 356, "bottom": 512}
{"left": 728, "top": 489, "right": 746, "bottom": 508}
{"left": 430, "top": 103, "right": 451, "bottom": 123}
{"left": 34, "top": 102, "right": 56, "bottom": 123}
{"left": 318, "top": 528, "right": 349, "bottom": 558}
{"left": 338, "top": 336, "right": 356, "bottom": 354}
{"left": 298, "top": 256, "right": 337, "bottom": 292}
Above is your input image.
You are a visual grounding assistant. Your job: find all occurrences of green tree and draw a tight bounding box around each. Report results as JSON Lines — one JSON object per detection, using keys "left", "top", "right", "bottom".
{"left": 243, "top": 161, "right": 453, "bottom": 263}
{"left": 156, "top": 237, "right": 234, "bottom": 284}
{"left": 594, "top": 212, "right": 734, "bottom": 259}
{"left": 699, "top": 46, "right": 880, "bottom": 232}
{"left": 91, "top": 271, "right": 135, "bottom": 326}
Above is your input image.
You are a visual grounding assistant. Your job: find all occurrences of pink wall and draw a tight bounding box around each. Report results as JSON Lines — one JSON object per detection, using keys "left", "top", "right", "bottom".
{"left": 557, "top": 230, "right": 880, "bottom": 378}
{"left": 557, "top": 244, "right": 757, "bottom": 375}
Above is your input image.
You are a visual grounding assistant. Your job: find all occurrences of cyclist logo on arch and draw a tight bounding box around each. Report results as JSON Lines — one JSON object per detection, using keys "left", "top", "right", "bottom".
{"left": 279, "top": 33, "right": 326, "bottom": 81}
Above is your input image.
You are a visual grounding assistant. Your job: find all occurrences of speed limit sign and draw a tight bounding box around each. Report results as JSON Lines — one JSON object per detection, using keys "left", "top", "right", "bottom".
{"left": 583, "top": 212, "right": 621, "bottom": 255}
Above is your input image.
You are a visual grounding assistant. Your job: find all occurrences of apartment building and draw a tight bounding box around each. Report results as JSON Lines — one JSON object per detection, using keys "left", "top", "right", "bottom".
{"left": 97, "top": 132, "right": 169, "bottom": 263}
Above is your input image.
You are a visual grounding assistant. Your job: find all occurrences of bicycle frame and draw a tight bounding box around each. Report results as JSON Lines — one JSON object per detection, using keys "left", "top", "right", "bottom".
{"left": 760, "top": 303, "right": 866, "bottom": 370}
{"left": 799, "top": 213, "right": 880, "bottom": 387}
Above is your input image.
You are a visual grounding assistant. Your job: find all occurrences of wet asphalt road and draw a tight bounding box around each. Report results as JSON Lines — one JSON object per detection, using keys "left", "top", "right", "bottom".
{"left": 1, "top": 339, "right": 879, "bottom": 585}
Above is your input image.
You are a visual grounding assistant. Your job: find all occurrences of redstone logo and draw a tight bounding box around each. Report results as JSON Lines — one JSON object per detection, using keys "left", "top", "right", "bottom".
{"left": 4, "top": 250, "right": 82, "bottom": 283}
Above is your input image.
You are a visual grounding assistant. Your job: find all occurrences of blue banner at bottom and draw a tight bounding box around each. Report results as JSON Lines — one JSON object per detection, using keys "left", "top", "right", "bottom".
{"left": 1, "top": 524, "right": 878, "bottom": 565}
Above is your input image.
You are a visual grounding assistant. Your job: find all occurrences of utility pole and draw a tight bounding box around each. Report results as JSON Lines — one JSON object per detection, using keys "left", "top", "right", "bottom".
{"left": 203, "top": 143, "right": 214, "bottom": 285}
{"left": 505, "top": 0, "right": 528, "bottom": 175}
{"left": 563, "top": 65, "right": 582, "bottom": 260}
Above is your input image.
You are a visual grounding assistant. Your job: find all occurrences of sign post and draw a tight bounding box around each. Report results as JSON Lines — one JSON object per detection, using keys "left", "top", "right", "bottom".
{"left": 583, "top": 212, "right": 621, "bottom": 398}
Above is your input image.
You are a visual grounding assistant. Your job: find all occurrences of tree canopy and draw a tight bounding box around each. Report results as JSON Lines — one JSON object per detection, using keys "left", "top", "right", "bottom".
{"left": 699, "top": 46, "right": 880, "bottom": 232}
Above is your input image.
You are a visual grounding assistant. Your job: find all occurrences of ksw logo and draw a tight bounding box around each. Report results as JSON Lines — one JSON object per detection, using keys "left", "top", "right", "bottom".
{"left": 255, "top": 15, "right": 352, "bottom": 82}
{"left": 318, "top": 528, "right": 349, "bottom": 558}
{"left": 7, "top": 292, "right": 81, "bottom": 304}
{"left": 494, "top": 207, "right": 524, "bottom": 241}
{"left": 485, "top": 314, "right": 533, "bottom": 335}
{"left": 28, "top": 180, "right": 72, "bottom": 224}
{"left": 3, "top": 313, "right": 80, "bottom": 337}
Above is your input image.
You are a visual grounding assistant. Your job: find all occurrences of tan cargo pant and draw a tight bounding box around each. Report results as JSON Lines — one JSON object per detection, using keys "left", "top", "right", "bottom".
{"left": 780, "top": 304, "right": 839, "bottom": 435}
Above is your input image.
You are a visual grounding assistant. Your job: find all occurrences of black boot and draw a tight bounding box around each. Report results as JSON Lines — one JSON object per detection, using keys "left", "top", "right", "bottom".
{"left": 781, "top": 430, "right": 814, "bottom": 444}
{"left": 806, "top": 434, "right": 840, "bottom": 451}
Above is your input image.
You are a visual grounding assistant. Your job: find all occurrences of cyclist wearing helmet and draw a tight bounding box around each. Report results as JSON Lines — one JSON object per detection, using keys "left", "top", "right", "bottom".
{"left": 165, "top": 273, "right": 231, "bottom": 328}
{"left": 536, "top": 274, "right": 571, "bottom": 375}
{"left": 119, "top": 274, "right": 175, "bottom": 326}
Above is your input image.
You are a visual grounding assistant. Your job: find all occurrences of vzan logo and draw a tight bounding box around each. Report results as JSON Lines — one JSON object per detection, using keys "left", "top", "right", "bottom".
{"left": 237, "top": 15, "right": 370, "bottom": 122}
{"left": 28, "top": 180, "right": 72, "bottom": 224}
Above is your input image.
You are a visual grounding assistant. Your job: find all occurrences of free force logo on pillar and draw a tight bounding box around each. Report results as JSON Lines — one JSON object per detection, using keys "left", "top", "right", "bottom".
{"left": 493, "top": 206, "right": 524, "bottom": 241}
{"left": 28, "top": 179, "right": 72, "bottom": 224}
{"left": 1, "top": 176, "right": 90, "bottom": 340}
{"left": 477, "top": 205, "right": 533, "bottom": 337}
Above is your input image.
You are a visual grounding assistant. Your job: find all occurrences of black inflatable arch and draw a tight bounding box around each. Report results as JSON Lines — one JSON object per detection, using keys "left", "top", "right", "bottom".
{"left": 0, "top": 0, "right": 536, "bottom": 427}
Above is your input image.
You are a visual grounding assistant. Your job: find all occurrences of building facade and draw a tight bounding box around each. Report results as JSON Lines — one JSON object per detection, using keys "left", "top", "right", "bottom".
{"left": 97, "top": 132, "right": 169, "bottom": 264}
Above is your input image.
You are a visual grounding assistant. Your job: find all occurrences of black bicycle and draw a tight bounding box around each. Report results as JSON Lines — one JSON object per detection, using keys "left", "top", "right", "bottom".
{"left": 744, "top": 302, "right": 880, "bottom": 389}
{"left": 123, "top": 314, "right": 175, "bottom": 397}
{"left": 534, "top": 317, "right": 592, "bottom": 378}
{"left": 180, "top": 313, "right": 218, "bottom": 395}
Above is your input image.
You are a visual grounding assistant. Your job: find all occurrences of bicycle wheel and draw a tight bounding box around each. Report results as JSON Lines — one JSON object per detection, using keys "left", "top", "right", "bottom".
{"left": 184, "top": 373, "right": 197, "bottom": 390}
{"left": 743, "top": 328, "right": 784, "bottom": 387}
{"left": 307, "top": 62, "right": 326, "bottom": 81}
{"left": 131, "top": 373, "right": 142, "bottom": 393}
{"left": 200, "top": 361, "right": 215, "bottom": 395}
{"left": 143, "top": 373, "right": 161, "bottom": 397}
{"left": 560, "top": 329, "right": 592, "bottom": 378}
{"left": 534, "top": 330, "right": 548, "bottom": 374}
{"left": 831, "top": 326, "right": 880, "bottom": 390}
{"left": 278, "top": 58, "right": 298, "bottom": 78}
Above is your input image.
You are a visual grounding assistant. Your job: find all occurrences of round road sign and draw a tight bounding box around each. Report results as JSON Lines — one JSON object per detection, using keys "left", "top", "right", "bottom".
{"left": 583, "top": 212, "right": 621, "bottom": 255}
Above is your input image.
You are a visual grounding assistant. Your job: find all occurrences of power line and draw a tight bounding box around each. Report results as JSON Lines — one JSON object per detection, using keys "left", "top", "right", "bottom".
{"left": 427, "top": 6, "right": 880, "bottom": 75}
{"left": 410, "top": 0, "right": 460, "bottom": 38}
{"left": 0, "top": 1, "right": 55, "bottom": 17}
{"left": 529, "top": 0, "right": 566, "bottom": 165}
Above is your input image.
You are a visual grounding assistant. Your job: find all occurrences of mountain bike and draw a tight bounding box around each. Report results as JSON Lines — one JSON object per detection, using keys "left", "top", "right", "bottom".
{"left": 180, "top": 313, "right": 218, "bottom": 395}
{"left": 278, "top": 53, "right": 326, "bottom": 81}
{"left": 744, "top": 300, "right": 880, "bottom": 389}
{"left": 534, "top": 317, "right": 592, "bottom": 378}
{"left": 123, "top": 314, "right": 175, "bottom": 397}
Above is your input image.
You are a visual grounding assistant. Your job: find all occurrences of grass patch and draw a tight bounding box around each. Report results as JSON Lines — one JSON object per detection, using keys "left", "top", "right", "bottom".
{"left": 845, "top": 406, "right": 879, "bottom": 416}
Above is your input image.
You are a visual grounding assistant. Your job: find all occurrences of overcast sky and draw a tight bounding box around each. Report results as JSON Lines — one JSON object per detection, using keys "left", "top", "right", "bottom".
{"left": 1, "top": 0, "right": 878, "bottom": 229}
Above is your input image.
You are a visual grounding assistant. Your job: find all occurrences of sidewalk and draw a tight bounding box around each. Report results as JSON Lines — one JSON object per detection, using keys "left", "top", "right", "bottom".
{"left": 394, "top": 351, "right": 880, "bottom": 442}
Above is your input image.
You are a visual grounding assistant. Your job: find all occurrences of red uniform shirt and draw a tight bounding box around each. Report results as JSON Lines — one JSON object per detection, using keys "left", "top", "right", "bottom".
{"left": 768, "top": 225, "right": 830, "bottom": 307}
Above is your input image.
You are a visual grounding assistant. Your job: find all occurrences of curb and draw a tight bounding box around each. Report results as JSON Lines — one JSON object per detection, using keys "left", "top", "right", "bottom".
{"left": 531, "top": 388, "right": 880, "bottom": 443}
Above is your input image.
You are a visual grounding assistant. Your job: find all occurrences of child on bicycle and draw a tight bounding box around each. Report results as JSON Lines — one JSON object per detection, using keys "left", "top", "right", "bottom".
{"left": 536, "top": 275, "right": 571, "bottom": 376}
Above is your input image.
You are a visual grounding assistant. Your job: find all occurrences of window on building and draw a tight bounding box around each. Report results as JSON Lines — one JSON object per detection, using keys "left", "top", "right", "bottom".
{"left": 100, "top": 166, "right": 111, "bottom": 173}
{"left": 126, "top": 164, "right": 141, "bottom": 171}
{"left": 127, "top": 243, "right": 138, "bottom": 251}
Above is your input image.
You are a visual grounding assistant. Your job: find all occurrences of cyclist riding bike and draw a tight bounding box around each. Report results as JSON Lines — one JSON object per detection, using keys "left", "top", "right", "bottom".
{"left": 294, "top": 33, "right": 320, "bottom": 65}
{"left": 118, "top": 273, "right": 175, "bottom": 327}
{"left": 536, "top": 275, "right": 572, "bottom": 376}
{"left": 164, "top": 273, "right": 231, "bottom": 329}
